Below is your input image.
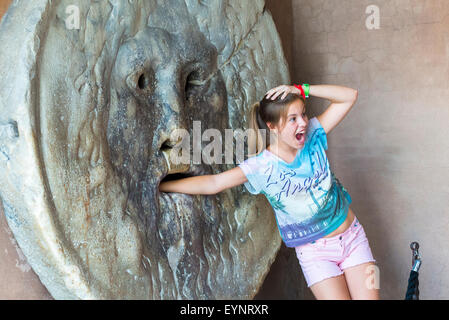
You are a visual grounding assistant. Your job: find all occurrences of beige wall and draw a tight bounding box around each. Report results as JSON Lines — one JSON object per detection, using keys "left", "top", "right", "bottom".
{"left": 260, "top": 0, "right": 449, "bottom": 299}
{"left": 0, "top": 0, "right": 12, "bottom": 21}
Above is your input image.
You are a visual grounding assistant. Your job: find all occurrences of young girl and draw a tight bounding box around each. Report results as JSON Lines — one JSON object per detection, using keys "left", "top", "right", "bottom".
{"left": 159, "top": 84, "right": 379, "bottom": 300}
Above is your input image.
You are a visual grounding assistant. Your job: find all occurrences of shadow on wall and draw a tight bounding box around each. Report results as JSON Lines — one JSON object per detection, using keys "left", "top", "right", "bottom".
{"left": 264, "top": 0, "right": 296, "bottom": 80}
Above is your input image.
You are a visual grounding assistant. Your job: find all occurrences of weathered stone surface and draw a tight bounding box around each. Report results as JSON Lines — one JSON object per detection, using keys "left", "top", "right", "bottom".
{"left": 0, "top": 0, "right": 289, "bottom": 299}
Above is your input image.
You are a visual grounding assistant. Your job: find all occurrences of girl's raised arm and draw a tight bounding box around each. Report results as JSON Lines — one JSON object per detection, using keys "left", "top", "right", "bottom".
{"left": 265, "top": 84, "right": 358, "bottom": 135}
{"left": 311, "top": 84, "right": 358, "bottom": 135}
{"left": 158, "top": 166, "right": 248, "bottom": 195}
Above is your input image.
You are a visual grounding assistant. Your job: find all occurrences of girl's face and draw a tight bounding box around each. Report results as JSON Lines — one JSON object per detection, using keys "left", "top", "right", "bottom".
{"left": 270, "top": 100, "right": 308, "bottom": 150}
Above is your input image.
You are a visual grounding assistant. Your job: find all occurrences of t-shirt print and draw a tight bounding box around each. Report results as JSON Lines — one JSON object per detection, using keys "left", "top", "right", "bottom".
{"left": 238, "top": 117, "right": 352, "bottom": 247}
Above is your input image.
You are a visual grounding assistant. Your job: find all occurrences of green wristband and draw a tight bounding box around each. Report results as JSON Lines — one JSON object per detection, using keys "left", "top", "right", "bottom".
{"left": 302, "top": 83, "right": 310, "bottom": 98}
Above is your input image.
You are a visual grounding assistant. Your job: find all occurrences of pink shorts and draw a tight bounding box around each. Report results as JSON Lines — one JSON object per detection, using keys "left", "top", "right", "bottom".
{"left": 294, "top": 216, "right": 376, "bottom": 288}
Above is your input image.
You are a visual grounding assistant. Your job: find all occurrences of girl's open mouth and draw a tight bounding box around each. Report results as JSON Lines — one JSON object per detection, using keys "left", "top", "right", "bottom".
{"left": 295, "top": 132, "right": 305, "bottom": 144}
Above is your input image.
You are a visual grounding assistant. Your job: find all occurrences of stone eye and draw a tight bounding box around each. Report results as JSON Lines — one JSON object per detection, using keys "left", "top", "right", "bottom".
{"left": 185, "top": 69, "right": 209, "bottom": 93}
{"left": 138, "top": 73, "right": 150, "bottom": 90}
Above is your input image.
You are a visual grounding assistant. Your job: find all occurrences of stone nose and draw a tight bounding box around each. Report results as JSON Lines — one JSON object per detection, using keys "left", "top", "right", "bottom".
{"left": 161, "top": 148, "right": 190, "bottom": 175}
{"left": 152, "top": 87, "right": 191, "bottom": 175}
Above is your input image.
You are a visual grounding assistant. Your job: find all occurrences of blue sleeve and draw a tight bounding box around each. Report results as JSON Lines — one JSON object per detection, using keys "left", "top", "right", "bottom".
{"left": 307, "top": 117, "right": 328, "bottom": 151}
{"left": 237, "top": 156, "right": 262, "bottom": 195}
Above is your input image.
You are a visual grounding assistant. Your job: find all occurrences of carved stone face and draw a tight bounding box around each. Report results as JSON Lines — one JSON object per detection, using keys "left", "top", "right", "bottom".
{"left": 0, "top": 0, "right": 289, "bottom": 299}
{"left": 108, "top": 24, "right": 232, "bottom": 299}
{"left": 109, "top": 25, "right": 227, "bottom": 182}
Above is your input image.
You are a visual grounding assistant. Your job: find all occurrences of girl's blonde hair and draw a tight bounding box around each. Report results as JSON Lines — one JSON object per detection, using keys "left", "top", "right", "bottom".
{"left": 248, "top": 92, "right": 305, "bottom": 156}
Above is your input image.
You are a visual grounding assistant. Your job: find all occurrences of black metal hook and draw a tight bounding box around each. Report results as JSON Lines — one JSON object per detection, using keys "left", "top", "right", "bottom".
{"left": 410, "top": 242, "right": 421, "bottom": 272}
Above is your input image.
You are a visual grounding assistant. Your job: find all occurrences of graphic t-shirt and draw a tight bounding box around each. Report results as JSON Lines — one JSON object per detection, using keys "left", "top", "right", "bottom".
{"left": 238, "top": 117, "right": 352, "bottom": 247}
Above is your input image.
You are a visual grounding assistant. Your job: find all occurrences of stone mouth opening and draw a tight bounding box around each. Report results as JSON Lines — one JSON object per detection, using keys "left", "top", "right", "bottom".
{"left": 160, "top": 172, "right": 195, "bottom": 183}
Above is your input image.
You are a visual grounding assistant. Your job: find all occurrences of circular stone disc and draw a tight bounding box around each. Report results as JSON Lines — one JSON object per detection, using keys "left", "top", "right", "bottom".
{"left": 0, "top": 0, "right": 289, "bottom": 299}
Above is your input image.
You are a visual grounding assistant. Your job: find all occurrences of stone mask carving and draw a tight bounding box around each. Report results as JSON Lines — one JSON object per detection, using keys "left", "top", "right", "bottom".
{"left": 0, "top": 0, "right": 289, "bottom": 299}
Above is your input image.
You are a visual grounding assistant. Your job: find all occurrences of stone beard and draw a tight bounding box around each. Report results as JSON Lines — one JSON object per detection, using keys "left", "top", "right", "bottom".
{"left": 0, "top": 0, "right": 289, "bottom": 299}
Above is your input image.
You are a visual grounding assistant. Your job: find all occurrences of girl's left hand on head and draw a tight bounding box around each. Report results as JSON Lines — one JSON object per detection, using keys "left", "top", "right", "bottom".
{"left": 265, "top": 85, "right": 298, "bottom": 100}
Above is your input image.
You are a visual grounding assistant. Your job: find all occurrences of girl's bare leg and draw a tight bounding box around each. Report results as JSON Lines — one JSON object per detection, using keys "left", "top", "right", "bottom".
{"left": 343, "top": 262, "right": 380, "bottom": 300}
{"left": 309, "top": 274, "right": 351, "bottom": 300}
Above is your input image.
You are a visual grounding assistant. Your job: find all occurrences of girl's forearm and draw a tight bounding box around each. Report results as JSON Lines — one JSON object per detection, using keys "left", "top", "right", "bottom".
{"left": 159, "top": 174, "right": 216, "bottom": 195}
{"left": 308, "top": 84, "right": 358, "bottom": 103}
